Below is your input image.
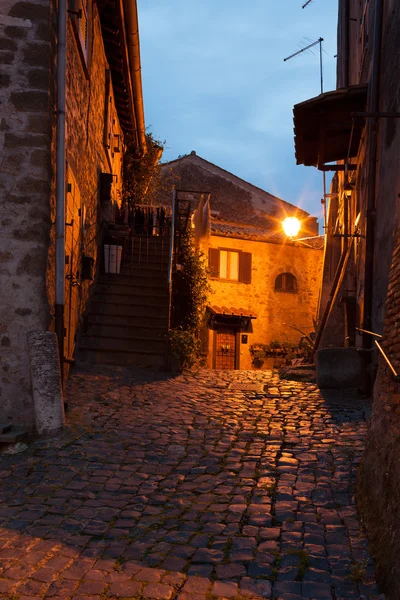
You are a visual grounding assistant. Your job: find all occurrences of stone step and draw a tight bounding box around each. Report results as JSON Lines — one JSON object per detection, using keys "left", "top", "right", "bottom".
{"left": 77, "top": 347, "right": 166, "bottom": 368}
{"left": 118, "top": 267, "right": 168, "bottom": 280}
{"left": 91, "top": 291, "right": 169, "bottom": 308}
{"left": 98, "top": 274, "right": 168, "bottom": 287}
{"left": 122, "top": 259, "right": 169, "bottom": 270}
{"left": 121, "top": 261, "right": 169, "bottom": 270}
{"left": 128, "top": 235, "right": 170, "bottom": 245}
{"left": 86, "top": 322, "right": 167, "bottom": 339}
{"left": 79, "top": 334, "right": 167, "bottom": 353}
{"left": 93, "top": 286, "right": 168, "bottom": 301}
{"left": 90, "top": 300, "right": 168, "bottom": 317}
{"left": 87, "top": 313, "right": 168, "bottom": 328}
{"left": 124, "top": 250, "right": 169, "bottom": 262}
{"left": 96, "top": 281, "right": 168, "bottom": 297}
{"left": 0, "top": 426, "right": 27, "bottom": 443}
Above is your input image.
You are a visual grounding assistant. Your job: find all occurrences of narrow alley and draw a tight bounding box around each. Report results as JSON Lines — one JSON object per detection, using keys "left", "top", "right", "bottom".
{"left": 0, "top": 367, "right": 383, "bottom": 600}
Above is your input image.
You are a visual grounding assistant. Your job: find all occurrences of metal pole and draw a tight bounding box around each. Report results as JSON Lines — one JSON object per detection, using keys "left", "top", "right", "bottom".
{"left": 167, "top": 189, "right": 176, "bottom": 329}
{"left": 55, "top": 0, "right": 67, "bottom": 375}
{"left": 319, "top": 38, "right": 323, "bottom": 94}
{"left": 375, "top": 341, "right": 399, "bottom": 378}
{"left": 363, "top": 0, "right": 383, "bottom": 349}
{"left": 318, "top": 37, "right": 328, "bottom": 232}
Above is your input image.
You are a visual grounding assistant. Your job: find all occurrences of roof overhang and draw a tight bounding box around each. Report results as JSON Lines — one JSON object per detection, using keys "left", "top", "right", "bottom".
{"left": 208, "top": 305, "right": 257, "bottom": 319}
{"left": 293, "top": 84, "right": 368, "bottom": 167}
{"left": 97, "top": 0, "right": 146, "bottom": 151}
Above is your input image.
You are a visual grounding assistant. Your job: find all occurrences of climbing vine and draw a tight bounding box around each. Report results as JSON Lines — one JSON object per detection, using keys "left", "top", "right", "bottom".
{"left": 123, "top": 131, "right": 178, "bottom": 206}
{"left": 171, "top": 227, "right": 210, "bottom": 333}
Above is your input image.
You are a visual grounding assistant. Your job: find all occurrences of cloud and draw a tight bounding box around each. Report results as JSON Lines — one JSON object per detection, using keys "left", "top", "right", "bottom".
{"left": 138, "top": 0, "right": 338, "bottom": 218}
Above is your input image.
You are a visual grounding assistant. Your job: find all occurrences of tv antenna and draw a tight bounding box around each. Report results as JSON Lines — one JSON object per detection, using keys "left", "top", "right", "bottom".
{"left": 302, "top": 0, "right": 313, "bottom": 8}
{"left": 284, "top": 37, "right": 324, "bottom": 94}
{"left": 284, "top": 37, "right": 327, "bottom": 227}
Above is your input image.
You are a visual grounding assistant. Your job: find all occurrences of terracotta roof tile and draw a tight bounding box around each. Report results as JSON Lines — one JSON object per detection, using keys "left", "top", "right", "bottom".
{"left": 208, "top": 305, "right": 257, "bottom": 319}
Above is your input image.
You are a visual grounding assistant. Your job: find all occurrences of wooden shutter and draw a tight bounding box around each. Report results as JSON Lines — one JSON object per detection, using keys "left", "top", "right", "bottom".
{"left": 208, "top": 248, "right": 220, "bottom": 278}
{"left": 79, "top": 0, "right": 88, "bottom": 55}
{"left": 239, "top": 252, "right": 252, "bottom": 284}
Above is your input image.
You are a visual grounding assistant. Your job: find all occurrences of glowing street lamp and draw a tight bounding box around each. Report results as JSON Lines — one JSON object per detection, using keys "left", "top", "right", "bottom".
{"left": 282, "top": 216, "right": 301, "bottom": 238}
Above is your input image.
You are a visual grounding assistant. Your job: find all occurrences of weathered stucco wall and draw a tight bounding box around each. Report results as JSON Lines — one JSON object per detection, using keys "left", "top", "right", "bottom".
{"left": 358, "top": 227, "right": 400, "bottom": 600}
{"left": 202, "top": 235, "right": 323, "bottom": 369}
{"left": 0, "top": 0, "right": 54, "bottom": 427}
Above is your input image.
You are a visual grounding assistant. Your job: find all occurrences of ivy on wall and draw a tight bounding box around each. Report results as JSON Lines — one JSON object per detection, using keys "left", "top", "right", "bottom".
{"left": 171, "top": 227, "right": 210, "bottom": 333}
{"left": 123, "top": 131, "right": 178, "bottom": 206}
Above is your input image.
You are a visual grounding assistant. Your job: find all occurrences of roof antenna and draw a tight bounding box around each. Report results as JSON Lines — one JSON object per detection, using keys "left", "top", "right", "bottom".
{"left": 302, "top": 0, "right": 313, "bottom": 8}
{"left": 284, "top": 37, "right": 324, "bottom": 94}
{"left": 284, "top": 37, "right": 327, "bottom": 229}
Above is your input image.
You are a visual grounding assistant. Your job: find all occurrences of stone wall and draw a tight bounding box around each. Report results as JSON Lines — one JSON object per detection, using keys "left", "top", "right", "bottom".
{"left": 60, "top": 5, "right": 124, "bottom": 378}
{"left": 202, "top": 235, "right": 323, "bottom": 369}
{"left": 0, "top": 0, "right": 124, "bottom": 427}
{"left": 358, "top": 227, "right": 400, "bottom": 600}
{"left": 160, "top": 153, "right": 318, "bottom": 236}
{"left": 0, "top": 0, "right": 54, "bottom": 427}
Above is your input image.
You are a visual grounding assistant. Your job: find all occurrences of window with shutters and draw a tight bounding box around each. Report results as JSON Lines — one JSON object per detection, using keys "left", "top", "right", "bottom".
{"left": 71, "top": 0, "right": 91, "bottom": 65}
{"left": 274, "top": 273, "right": 298, "bottom": 294}
{"left": 208, "top": 248, "right": 252, "bottom": 283}
{"left": 104, "top": 70, "right": 116, "bottom": 164}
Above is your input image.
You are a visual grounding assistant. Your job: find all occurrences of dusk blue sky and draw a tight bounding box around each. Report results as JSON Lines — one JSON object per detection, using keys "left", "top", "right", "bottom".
{"left": 137, "top": 1, "right": 338, "bottom": 221}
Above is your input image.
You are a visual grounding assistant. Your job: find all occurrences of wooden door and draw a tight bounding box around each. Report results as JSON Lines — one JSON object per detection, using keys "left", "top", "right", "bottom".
{"left": 64, "top": 167, "right": 82, "bottom": 365}
{"left": 215, "top": 328, "right": 237, "bottom": 370}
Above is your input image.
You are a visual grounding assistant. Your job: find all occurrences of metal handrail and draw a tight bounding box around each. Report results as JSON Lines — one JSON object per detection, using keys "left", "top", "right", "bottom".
{"left": 374, "top": 340, "right": 400, "bottom": 379}
{"left": 355, "top": 327, "right": 382, "bottom": 339}
{"left": 356, "top": 327, "right": 400, "bottom": 379}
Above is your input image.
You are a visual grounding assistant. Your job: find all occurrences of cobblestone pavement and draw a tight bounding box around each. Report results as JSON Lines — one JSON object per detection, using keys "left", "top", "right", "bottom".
{"left": 0, "top": 366, "right": 385, "bottom": 600}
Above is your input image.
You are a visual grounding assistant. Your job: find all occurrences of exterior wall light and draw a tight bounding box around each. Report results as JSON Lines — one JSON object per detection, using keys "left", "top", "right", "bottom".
{"left": 282, "top": 216, "right": 301, "bottom": 238}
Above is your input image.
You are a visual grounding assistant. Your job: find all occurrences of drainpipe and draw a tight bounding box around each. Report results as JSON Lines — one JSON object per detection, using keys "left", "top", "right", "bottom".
{"left": 362, "top": 0, "right": 383, "bottom": 349}
{"left": 55, "top": 0, "right": 67, "bottom": 373}
{"left": 123, "top": 0, "right": 146, "bottom": 152}
{"left": 343, "top": 0, "right": 349, "bottom": 88}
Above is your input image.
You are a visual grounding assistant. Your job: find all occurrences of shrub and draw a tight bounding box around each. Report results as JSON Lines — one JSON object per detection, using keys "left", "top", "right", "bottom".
{"left": 168, "top": 329, "right": 203, "bottom": 370}
{"left": 171, "top": 228, "right": 210, "bottom": 333}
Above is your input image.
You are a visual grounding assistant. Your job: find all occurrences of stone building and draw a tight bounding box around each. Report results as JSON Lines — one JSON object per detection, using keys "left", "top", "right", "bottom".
{"left": 162, "top": 153, "right": 323, "bottom": 370}
{"left": 0, "top": 0, "right": 146, "bottom": 431}
{"left": 291, "top": 1, "right": 400, "bottom": 596}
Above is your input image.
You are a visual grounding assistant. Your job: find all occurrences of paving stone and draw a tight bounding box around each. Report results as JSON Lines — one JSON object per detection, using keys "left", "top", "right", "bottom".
{"left": 181, "top": 576, "right": 211, "bottom": 594}
{"left": 302, "top": 581, "right": 333, "bottom": 598}
{"left": 186, "top": 564, "right": 214, "bottom": 577}
{"left": 273, "top": 581, "right": 302, "bottom": 596}
{"left": 215, "top": 562, "right": 246, "bottom": 579}
{"left": 142, "top": 582, "right": 174, "bottom": 599}
{"left": 211, "top": 580, "right": 238, "bottom": 598}
{"left": 240, "top": 576, "right": 272, "bottom": 597}
{"left": 109, "top": 579, "right": 142, "bottom": 596}
{"left": 0, "top": 367, "right": 384, "bottom": 600}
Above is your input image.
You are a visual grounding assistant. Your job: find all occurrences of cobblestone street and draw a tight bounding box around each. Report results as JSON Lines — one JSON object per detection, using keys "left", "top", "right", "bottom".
{"left": 0, "top": 366, "right": 384, "bottom": 600}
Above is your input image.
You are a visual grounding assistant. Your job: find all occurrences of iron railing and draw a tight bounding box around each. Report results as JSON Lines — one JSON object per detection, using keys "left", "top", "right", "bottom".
{"left": 356, "top": 327, "right": 400, "bottom": 380}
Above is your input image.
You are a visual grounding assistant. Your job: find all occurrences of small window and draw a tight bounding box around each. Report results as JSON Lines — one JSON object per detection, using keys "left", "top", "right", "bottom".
{"left": 275, "top": 273, "right": 298, "bottom": 294}
{"left": 209, "top": 248, "right": 252, "bottom": 284}
{"left": 71, "top": 0, "right": 91, "bottom": 65}
{"left": 104, "top": 70, "right": 115, "bottom": 163}
{"left": 220, "top": 250, "right": 239, "bottom": 281}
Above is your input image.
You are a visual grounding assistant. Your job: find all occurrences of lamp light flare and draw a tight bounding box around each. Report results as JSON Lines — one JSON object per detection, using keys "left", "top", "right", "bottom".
{"left": 282, "top": 217, "right": 301, "bottom": 238}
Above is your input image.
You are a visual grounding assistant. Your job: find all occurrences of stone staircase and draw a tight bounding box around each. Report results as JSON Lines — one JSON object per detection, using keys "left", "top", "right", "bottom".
{"left": 77, "top": 235, "right": 170, "bottom": 368}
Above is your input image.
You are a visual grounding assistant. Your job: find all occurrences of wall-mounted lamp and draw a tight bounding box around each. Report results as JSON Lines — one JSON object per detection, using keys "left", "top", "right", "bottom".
{"left": 282, "top": 216, "right": 301, "bottom": 238}
{"left": 344, "top": 182, "right": 355, "bottom": 198}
